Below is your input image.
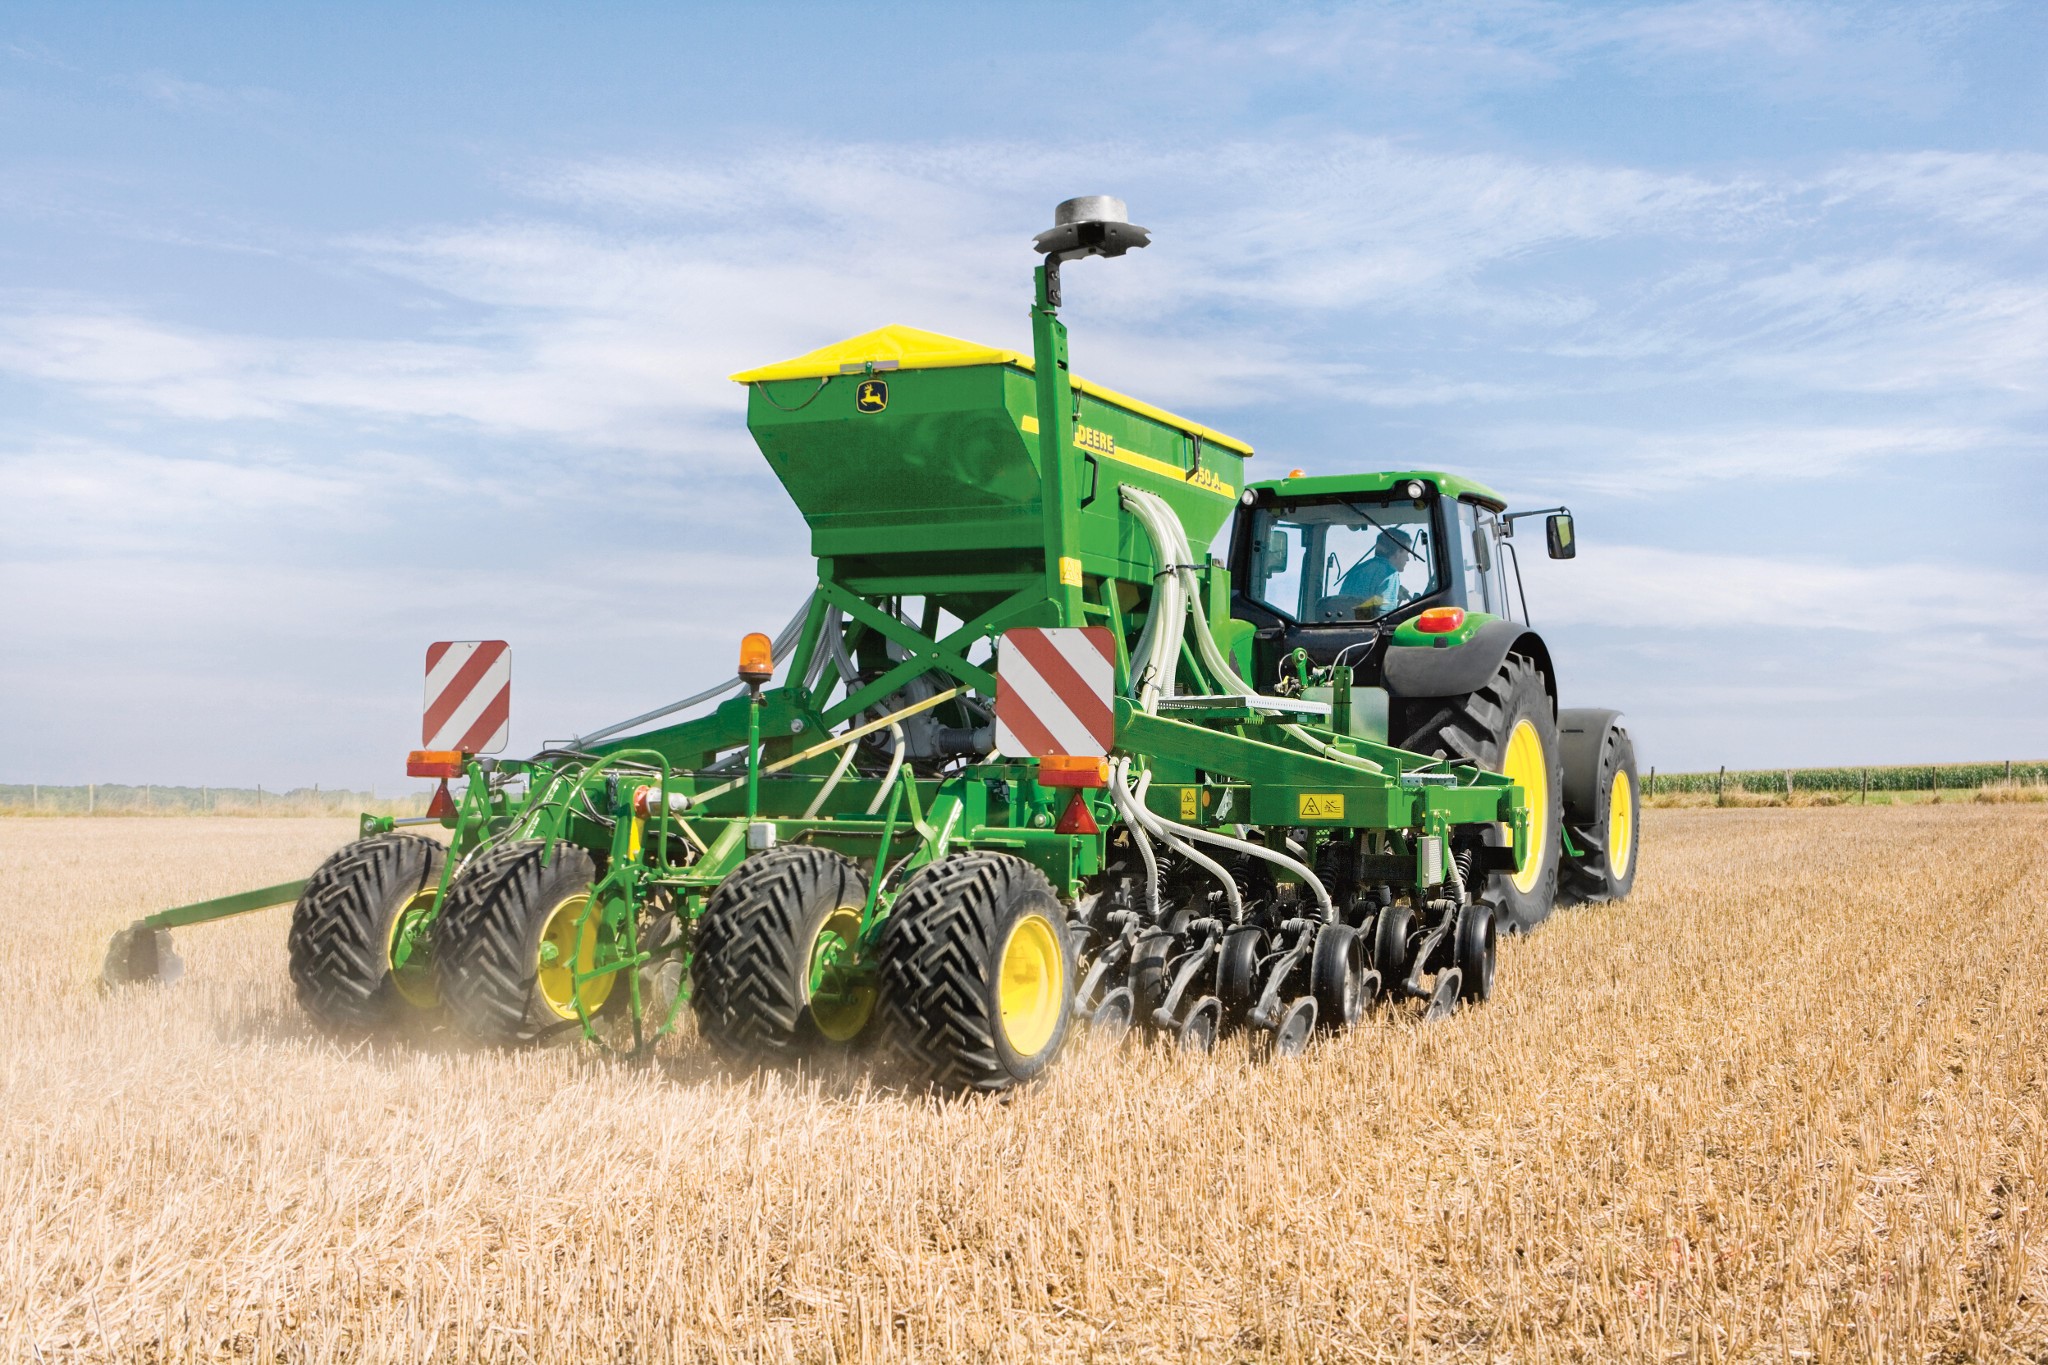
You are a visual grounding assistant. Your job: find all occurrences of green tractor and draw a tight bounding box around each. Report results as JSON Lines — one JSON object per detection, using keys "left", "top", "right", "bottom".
{"left": 1224, "top": 471, "right": 1639, "bottom": 930}
{"left": 104, "top": 197, "right": 1638, "bottom": 1087}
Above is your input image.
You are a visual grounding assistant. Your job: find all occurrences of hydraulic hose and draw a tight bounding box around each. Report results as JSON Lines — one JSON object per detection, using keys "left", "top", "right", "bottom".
{"left": 1118, "top": 485, "right": 1346, "bottom": 918}
{"left": 1119, "top": 761, "right": 1243, "bottom": 920}
{"left": 572, "top": 594, "right": 815, "bottom": 747}
{"left": 865, "top": 722, "right": 907, "bottom": 816}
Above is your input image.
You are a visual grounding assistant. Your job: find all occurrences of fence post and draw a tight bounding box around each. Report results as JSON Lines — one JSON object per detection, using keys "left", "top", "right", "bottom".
{"left": 1785, "top": 768, "right": 1794, "bottom": 800}
{"left": 1647, "top": 766, "right": 1656, "bottom": 797}
{"left": 1716, "top": 765, "right": 1726, "bottom": 807}
{"left": 87, "top": 783, "right": 95, "bottom": 815}
{"left": 2006, "top": 759, "right": 2014, "bottom": 782}
{"left": 1860, "top": 769, "right": 1868, "bottom": 805}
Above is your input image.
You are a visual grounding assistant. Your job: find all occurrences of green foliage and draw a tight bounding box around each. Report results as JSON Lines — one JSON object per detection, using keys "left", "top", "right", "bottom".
{"left": 1644, "top": 762, "right": 2048, "bottom": 795}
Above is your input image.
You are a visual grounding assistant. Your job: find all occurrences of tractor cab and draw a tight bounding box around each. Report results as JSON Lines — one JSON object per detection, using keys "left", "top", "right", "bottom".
{"left": 1227, "top": 471, "right": 1524, "bottom": 694}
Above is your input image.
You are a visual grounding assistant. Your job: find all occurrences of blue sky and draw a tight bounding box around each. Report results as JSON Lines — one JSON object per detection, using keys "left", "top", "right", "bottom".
{"left": 2, "top": 1, "right": 2044, "bottom": 788}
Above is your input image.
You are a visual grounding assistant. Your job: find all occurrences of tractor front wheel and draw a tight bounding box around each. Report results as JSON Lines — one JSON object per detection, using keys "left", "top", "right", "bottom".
{"left": 288, "top": 833, "right": 445, "bottom": 1032}
{"left": 691, "top": 846, "right": 875, "bottom": 1062}
{"left": 879, "top": 851, "right": 1075, "bottom": 1091}
{"left": 435, "top": 841, "right": 612, "bottom": 1046}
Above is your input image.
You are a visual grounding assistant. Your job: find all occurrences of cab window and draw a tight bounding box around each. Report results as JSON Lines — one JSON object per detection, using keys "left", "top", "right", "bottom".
{"left": 1247, "top": 500, "right": 1439, "bottom": 623}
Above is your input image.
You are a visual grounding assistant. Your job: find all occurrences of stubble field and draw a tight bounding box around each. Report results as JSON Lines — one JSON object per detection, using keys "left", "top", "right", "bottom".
{"left": 4, "top": 806, "right": 2045, "bottom": 1362}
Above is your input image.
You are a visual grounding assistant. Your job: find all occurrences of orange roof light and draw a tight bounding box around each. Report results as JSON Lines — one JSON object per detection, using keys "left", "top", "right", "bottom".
{"left": 737, "top": 631, "right": 775, "bottom": 684}
{"left": 407, "top": 749, "right": 465, "bottom": 779}
{"left": 1415, "top": 607, "right": 1466, "bottom": 634}
{"left": 1287, "top": 468, "right": 1307, "bottom": 479}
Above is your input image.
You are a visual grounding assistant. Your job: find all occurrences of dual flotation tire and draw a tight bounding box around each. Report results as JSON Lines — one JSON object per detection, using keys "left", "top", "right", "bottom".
{"left": 288, "top": 833, "right": 444, "bottom": 1032}
{"left": 878, "top": 851, "right": 1076, "bottom": 1092}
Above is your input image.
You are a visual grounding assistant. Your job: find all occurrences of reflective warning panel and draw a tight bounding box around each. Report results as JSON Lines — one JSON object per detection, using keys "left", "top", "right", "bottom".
{"left": 423, "top": 640, "right": 510, "bottom": 754}
{"left": 994, "top": 627, "right": 1116, "bottom": 758}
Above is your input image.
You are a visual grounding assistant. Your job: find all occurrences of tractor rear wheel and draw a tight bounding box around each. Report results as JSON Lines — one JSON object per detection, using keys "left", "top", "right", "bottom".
{"left": 288, "top": 833, "right": 444, "bottom": 1032}
{"left": 691, "top": 846, "right": 874, "bottom": 1062}
{"left": 435, "top": 841, "right": 611, "bottom": 1046}
{"left": 879, "top": 850, "right": 1075, "bottom": 1091}
{"left": 1561, "top": 723, "right": 1640, "bottom": 904}
{"left": 1394, "top": 653, "right": 1562, "bottom": 932}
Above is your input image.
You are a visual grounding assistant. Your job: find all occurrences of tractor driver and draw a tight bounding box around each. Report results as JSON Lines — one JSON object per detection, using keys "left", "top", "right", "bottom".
{"left": 1333, "top": 527, "right": 1419, "bottom": 618}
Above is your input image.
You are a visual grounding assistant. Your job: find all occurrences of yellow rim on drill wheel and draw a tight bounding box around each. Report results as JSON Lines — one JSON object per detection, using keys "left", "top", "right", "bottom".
{"left": 1607, "top": 768, "right": 1635, "bottom": 879}
{"left": 805, "top": 905, "right": 875, "bottom": 1043}
{"left": 997, "top": 912, "right": 1065, "bottom": 1058}
{"left": 386, "top": 888, "right": 440, "bottom": 1010}
{"left": 1501, "top": 717, "right": 1550, "bottom": 896}
{"left": 536, "top": 892, "right": 614, "bottom": 1020}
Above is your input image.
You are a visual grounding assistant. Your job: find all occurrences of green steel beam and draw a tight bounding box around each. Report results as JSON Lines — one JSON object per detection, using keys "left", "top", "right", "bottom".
{"left": 139, "top": 880, "right": 306, "bottom": 930}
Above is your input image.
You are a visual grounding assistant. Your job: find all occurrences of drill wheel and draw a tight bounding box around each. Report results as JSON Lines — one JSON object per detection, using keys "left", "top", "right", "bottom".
{"left": 1176, "top": 996, "right": 1223, "bottom": 1053}
{"left": 1310, "top": 922, "right": 1367, "bottom": 1029}
{"left": 879, "top": 851, "right": 1075, "bottom": 1092}
{"left": 436, "top": 840, "right": 625, "bottom": 1047}
{"left": 287, "top": 833, "right": 445, "bottom": 1032}
{"left": 692, "top": 846, "right": 874, "bottom": 1063}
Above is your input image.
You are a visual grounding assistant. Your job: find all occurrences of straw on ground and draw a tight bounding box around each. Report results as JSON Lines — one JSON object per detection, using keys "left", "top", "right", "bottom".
{"left": 4, "top": 807, "right": 2043, "bottom": 1361}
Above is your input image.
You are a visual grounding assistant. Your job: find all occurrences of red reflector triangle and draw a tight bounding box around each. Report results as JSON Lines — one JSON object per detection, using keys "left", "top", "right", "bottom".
{"left": 1053, "top": 789, "right": 1099, "bottom": 835}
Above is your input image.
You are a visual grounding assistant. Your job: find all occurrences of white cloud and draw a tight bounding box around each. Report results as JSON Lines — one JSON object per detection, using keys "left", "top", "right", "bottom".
{"left": 1538, "top": 543, "right": 2048, "bottom": 640}
{"left": 1825, "top": 151, "right": 2048, "bottom": 237}
{"left": 1485, "top": 421, "right": 2012, "bottom": 496}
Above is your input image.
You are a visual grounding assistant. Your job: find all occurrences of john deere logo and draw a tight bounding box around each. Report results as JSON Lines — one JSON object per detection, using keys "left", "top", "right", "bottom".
{"left": 855, "top": 378, "right": 888, "bottom": 413}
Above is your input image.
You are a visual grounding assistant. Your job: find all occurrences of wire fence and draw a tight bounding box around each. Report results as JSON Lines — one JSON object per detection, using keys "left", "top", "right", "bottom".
{"left": 0, "top": 784, "right": 432, "bottom": 817}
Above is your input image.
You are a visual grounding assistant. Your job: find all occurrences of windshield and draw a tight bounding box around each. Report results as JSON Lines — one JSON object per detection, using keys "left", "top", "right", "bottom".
{"left": 1246, "top": 500, "right": 1439, "bottom": 623}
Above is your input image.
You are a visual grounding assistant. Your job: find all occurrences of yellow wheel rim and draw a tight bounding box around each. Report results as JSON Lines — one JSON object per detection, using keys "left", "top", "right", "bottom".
{"left": 1607, "top": 769, "right": 1635, "bottom": 879}
{"left": 997, "top": 913, "right": 1065, "bottom": 1058}
{"left": 536, "top": 893, "right": 613, "bottom": 1020}
{"left": 1500, "top": 718, "right": 1551, "bottom": 895}
{"left": 386, "top": 889, "right": 439, "bottom": 1010}
{"left": 805, "top": 905, "right": 875, "bottom": 1043}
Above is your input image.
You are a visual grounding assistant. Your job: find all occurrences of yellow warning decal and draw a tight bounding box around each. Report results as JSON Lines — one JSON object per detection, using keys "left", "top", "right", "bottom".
{"left": 1058, "top": 556, "right": 1083, "bottom": 587}
{"left": 1298, "top": 793, "right": 1345, "bottom": 820}
{"left": 1179, "top": 787, "right": 1199, "bottom": 821}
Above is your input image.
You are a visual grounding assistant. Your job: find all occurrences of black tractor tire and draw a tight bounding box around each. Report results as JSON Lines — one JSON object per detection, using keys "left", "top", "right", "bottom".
{"left": 691, "top": 846, "right": 871, "bottom": 1062}
{"left": 288, "top": 833, "right": 445, "bottom": 1032}
{"left": 435, "top": 840, "right": 603, "bottom": 1047}
{"left": 879, "top": 851, "right": 1075, "bottom": 1092}
{"left": 1393, "top": 653, "right": 1562, "bottom": 933}
{"left": 1560, "top": 723, "right": 1641, "bottom": 904}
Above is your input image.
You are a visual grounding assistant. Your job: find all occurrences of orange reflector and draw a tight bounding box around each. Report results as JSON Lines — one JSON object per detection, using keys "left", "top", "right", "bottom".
{"left": 407, "top": 749, "right": 464, "bottom": 778}
{"left": 1415, "top": 607, "right": 1467, "bottom": 634}
{"left": 1038, "top": 754, "right": 1109, "bottom": 788}
{"left": 737, "top": 631, "right": 775, "bottom": 683}
{"left": 1053, "top": 789, "right": 1100, "bottom": 835}
{"left": 425, "top": 779, "right": 457, "bottom": 820}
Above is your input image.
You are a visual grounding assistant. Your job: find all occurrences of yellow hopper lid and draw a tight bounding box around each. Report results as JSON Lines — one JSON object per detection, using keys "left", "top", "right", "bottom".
{"left": 731, "top": 324, "right": 1253, "bottom": 457}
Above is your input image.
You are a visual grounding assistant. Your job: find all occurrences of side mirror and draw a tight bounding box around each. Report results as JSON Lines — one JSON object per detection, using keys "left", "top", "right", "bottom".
{"left": 1545, "top": 512, "right": 1576, "bottom": 560}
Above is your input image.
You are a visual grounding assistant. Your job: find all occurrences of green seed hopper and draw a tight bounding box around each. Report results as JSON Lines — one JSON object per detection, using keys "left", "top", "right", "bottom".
{"left": 109, "top": 197, "right": 1530, "bottom": 1088}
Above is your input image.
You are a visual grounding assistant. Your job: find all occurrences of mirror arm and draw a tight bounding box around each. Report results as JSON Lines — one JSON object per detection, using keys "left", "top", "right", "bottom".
{"left": 1499, "top": 505, "right": 1571, "bottom": 538}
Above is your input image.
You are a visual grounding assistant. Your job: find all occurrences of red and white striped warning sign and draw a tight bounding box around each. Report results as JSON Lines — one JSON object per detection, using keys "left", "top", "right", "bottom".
{"left": 423, "top": 640, "right": 510, "bottom": 754}
{"left": 994, "top": 627, "right": 1116, "bottom": 758}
